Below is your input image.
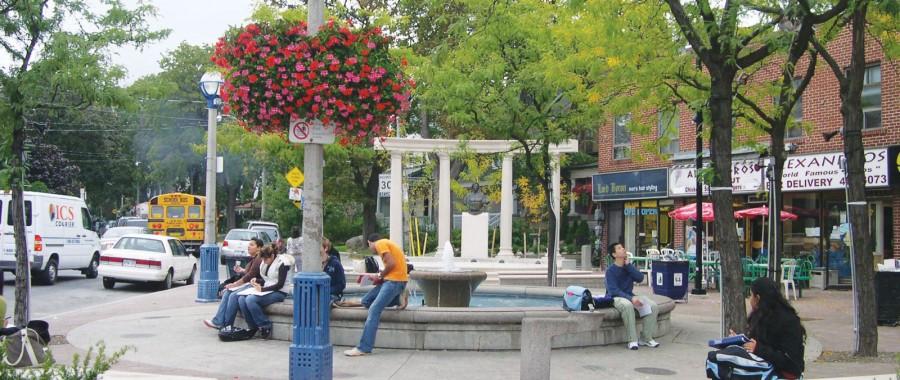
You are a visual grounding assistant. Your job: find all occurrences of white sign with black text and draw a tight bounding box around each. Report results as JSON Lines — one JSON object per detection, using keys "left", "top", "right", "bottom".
{"left": 378, "top": 174, "right": 391, "bottom": 197}
{"left": 288, "top": 118, "right": 335, "bottom": 144}
{"left": 669, "top": 160, "right": 765, "bottom": 196}
{"left": 778, "top": 148, "right": 889, "bottom": 191}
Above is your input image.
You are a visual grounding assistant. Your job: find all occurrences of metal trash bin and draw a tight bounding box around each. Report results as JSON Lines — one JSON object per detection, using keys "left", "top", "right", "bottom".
{"left": 651, "top": 260, "right": 690, "bottom": 301}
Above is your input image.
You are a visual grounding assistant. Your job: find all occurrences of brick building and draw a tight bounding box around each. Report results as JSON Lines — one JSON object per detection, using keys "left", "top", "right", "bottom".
{"left": 591, "top": 28, "right": 899, "bottom": 288}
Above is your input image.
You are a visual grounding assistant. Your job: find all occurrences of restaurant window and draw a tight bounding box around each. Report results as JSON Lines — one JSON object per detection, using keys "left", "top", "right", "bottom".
{"left": 613, "top": 114, "right": 631, "bottom": 160}
{"left": 862, "top": 65, "right": 881, "bottom": 130}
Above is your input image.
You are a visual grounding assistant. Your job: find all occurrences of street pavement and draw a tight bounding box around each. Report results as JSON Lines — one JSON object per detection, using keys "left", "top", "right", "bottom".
{"left": 35, "top": 281, "right": 900, "bottom": 380}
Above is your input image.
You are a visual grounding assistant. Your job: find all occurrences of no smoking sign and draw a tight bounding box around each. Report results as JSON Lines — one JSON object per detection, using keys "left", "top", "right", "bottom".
{"left": 288, "top": 118, "right": 335, "bottom": 144}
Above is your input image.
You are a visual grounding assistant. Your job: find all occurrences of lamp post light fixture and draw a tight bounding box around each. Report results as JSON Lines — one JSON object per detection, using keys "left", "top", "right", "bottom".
{"left": 691, "top": 110, "right": 707, "bottom": 296}
{"left": 197, "top": 71, "right": 223, "bottom": 303}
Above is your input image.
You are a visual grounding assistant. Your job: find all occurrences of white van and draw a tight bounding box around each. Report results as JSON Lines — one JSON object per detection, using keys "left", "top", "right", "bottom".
{"left": 0, "top": 191, "right": 102, "bottom": 285}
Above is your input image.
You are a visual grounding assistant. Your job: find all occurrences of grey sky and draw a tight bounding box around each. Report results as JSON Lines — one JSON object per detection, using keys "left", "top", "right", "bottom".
{"left": 114, "top": 0, "right": 256, "bottom": 84}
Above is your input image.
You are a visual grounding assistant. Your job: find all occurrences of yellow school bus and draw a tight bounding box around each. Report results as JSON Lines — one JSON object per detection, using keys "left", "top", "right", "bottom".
{"left": 147, "top": 193, "right": 205, "bottom": 253}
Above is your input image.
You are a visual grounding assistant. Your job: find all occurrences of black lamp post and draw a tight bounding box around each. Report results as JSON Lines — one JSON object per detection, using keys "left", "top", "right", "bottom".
{"left": 691, "top": 111, "right": 707, "bottom": 295}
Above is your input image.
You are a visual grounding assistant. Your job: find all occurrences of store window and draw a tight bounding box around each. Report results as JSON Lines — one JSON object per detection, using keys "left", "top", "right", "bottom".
{"left": 623, "top": 200, "right": 672, "bottom": 255}
{"left": 613, "top": 114, "right": 631, "bottom": 160}
{"left": 862, "top": 64, "right": 881, "bottom": 130}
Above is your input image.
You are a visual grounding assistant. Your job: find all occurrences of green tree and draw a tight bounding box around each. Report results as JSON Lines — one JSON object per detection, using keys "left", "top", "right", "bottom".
{"left": 0, "top": 0, "right": 167, "bottom": 327}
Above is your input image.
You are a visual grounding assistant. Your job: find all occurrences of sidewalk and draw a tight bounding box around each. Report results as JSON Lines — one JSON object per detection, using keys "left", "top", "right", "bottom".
{"left": 45, "top": 284, "right": 899, "bottom": 380}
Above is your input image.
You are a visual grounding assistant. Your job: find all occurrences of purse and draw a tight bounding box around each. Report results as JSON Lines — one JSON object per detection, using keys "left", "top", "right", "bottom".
{"left": 2, "top": 327, "right": 49, "bottom": 367}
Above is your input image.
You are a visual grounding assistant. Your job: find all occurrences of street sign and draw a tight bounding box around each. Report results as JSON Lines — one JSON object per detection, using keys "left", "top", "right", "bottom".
{"left": 378, "top": 173, "right": 391, "bottom": 197}
{"left": 288, "top": 118, "right": 335, "bottom": 144}
{"left": 285, "top": 167, "right": 304, "bottom": 187}
{"left": 289, "top": 187, "right": 303, "bottom": 201}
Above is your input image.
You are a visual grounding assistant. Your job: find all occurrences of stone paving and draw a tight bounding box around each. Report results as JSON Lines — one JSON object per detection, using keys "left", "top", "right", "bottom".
{"left": 39, "top": 282, "right": 900, "bottom": 379}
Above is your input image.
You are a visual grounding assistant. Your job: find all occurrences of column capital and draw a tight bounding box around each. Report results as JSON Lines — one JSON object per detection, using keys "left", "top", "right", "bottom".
{"left": 437, "top": 151, "right": 450, "bottom": 160}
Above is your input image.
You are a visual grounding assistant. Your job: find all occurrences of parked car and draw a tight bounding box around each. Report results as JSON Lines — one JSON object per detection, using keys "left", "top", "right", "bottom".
{"left": 246, "top": 221, "right": 281, "bottom": 243}
{"left": 117, "top": 217, "right": 148, "bottom": 228}
{"left": 98, "top": 234, "right": 197, "bottom": 290}
{"left": 219, "top": 229, "right": 272, "bottom": 275}
{"left": 100, "top": 227, "right": 149, "bottom": 252}
{"left": 0, "top": 191, "right": 101, "bottom": 284}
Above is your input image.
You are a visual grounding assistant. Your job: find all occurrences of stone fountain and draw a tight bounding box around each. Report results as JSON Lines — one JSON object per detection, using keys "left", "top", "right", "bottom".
{"left": 409, "top": 242, "right": 487, "bottom": 307}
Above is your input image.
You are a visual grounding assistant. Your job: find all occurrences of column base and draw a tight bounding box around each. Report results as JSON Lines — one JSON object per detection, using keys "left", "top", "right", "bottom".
{"left": 496, "top": 248, "right": 514, "bottom": 257}
{"left": 196, "top": 244, "right": 220, "bottom": 303}
{"left": 289, "top": 344, "right": 333, "bottom": 380}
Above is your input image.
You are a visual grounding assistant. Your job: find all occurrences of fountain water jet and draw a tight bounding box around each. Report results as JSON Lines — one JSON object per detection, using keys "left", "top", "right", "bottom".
{"left": 409, "top": 242, "right": 487, "bottom": 307}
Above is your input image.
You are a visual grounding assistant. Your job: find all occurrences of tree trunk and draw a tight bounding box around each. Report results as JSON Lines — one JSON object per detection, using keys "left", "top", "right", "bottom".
{"left": 709, "top": 75, "right": 747, "bottom": 334}
{"left": 840, "top": 5, "right": 878, "bottom": 356}
{"left": 10, "top": 84, "right": 30, "bottom": 327}
{"left": 541, "top": 150, "right": 558, "bottom": 287}
{"left": 769, "top": 129, "right": 787, "bottom": 281}
{"left": 362, "top": 162, "right": 382, "bottom": 238}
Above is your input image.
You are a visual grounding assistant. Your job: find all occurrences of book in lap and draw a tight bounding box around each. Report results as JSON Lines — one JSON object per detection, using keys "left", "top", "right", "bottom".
{"left": 634, "top": 296, "right": 653, "bottom": 317}
{"left": 708, "top": 334, "right": 751, "bottom": 348}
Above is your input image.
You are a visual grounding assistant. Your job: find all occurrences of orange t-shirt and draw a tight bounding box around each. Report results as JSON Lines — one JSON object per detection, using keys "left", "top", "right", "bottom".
{"left": 373, "top": 239, "right": 408, "bottom": 282}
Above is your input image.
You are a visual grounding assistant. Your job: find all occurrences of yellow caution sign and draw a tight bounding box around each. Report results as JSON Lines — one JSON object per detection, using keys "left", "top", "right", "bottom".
{"left": 285, "top": 167, "right": 304, "bottom": 187}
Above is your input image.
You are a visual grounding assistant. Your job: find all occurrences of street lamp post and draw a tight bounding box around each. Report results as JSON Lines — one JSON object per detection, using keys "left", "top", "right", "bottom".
{"left": 197, "top": 71, "right": 223, "bottom": 303}
{"left": 691, "top": 111, "right": 707, "bottom": 295}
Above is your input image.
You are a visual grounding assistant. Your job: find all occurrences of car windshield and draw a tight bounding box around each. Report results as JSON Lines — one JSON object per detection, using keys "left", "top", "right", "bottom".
{"left": 102, "top": 227, "right": 145, "bottom": 239}
{"left": 251, "top": 226, "right": 277, "bottom": 237}
{"left": 225, "top": 230, "right": 257, "bottom": 241}
{"left": 114, "top": 237, "right": 166, "bottom": 253}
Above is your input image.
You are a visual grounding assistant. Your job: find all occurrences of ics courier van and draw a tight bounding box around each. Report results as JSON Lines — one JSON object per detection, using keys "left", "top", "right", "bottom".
{"left": 0, "top": 191, "right": 101, "bottom": 285}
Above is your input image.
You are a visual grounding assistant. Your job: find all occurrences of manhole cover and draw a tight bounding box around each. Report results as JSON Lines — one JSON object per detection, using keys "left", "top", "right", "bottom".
{"left": 142, "top": 316, "right": 171, "bottom": 320}
{"left": 582, "top": 365, "right": 606, "bottom": 372}
{"left": 121, "top": 333, "right": 155, "bottom": 339}
{"left": 49, "top": 335, "right": 68, "bottom": 346}
{"left": 634, "top": 367, "right": 677, "bottom": 376}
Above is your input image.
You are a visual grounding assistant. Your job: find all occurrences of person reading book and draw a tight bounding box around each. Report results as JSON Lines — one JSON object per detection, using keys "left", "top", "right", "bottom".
{"left": 706, "top": 277, "right": 805, "bottom": 379}
{"left": 203, "top": 237, "right": 264, "bottom": 330}
{"left": 606, "top": 242, "right": 660, "bottom": 350}
{"left": 236, "top": 244, "right": 295, "bottom": 340}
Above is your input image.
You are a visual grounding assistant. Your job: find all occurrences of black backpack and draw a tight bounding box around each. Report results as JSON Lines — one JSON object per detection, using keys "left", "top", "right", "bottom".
{"left": 218, "top": 326, "right": 258, "bottom": 342}
{"left": 364, "top": 256, "right": 379, "bottom": 273}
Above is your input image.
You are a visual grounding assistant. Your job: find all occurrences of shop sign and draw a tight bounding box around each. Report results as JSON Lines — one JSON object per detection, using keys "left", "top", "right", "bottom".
{"left": 888, "top": 146, "right": 900, "bottom": 185}
{"left": 777, "top": 148, "right": 889, "bottom": 191}
{"left": 592, "top": 169, "right": 668, "bottom": 201}
{"left": 669, "top": 160, "right": 764, "bottom": 197}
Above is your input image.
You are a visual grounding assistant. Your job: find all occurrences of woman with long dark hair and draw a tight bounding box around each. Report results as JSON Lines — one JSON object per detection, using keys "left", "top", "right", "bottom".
{"left": 707, "top": 277, "right": 805, "bottom": 379}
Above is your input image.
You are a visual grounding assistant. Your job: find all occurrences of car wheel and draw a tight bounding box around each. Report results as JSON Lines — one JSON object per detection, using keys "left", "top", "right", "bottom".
{"left": 39, "top": 258, "right": 58, "bottom": 285}
{"left": 186, "top": 265, "right": 196, "bottom": 285}
{"left": 159, "top": 270, "right": 173, "bottom": 290}
{"left": 102, "top": 277, "right": 115, "bottom": 289}
{"left": 85, "top": 254, "right": 100, "bottom": 279}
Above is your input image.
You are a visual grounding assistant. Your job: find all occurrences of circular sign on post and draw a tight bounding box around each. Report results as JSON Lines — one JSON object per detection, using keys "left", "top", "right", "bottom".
{"left": 291, "top": 121, "right": 310, "bottom": 141}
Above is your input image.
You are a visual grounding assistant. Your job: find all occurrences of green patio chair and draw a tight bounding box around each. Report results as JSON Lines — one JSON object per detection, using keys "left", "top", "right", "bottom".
{"left": 794, "top": 259, "right": 813, "bottom": 289}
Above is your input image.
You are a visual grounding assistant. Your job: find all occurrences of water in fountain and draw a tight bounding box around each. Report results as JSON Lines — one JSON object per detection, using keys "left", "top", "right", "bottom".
{"left": 441, "top": 241, "right": 459, "bottom": 272}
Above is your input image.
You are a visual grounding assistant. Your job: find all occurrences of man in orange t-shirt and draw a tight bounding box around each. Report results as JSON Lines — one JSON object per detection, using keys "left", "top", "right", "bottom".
{"left": 344, "top": 234, "right": 409, "bottom": 356}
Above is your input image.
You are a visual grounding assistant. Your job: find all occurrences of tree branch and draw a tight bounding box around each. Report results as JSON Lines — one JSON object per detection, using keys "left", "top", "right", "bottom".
{"left": 810, "top": 36, "right": 844, "bottom": 83}
{"left": 734, "top": 92, "right": 776, "bottom": 126}
{"left": 665, "top": 0, "right": 711, "bottom": 69}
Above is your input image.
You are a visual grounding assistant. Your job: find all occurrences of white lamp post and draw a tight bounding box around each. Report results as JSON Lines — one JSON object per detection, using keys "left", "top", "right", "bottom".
{"left": 197, "top": 71, "right": 223, "bottom": 302}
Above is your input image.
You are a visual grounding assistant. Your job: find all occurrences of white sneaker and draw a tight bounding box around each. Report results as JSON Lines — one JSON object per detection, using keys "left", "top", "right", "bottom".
{"left": 640, "top": 339, "right": 660, "bottom": 348}
{"left": 627, "top": 341, "right": 639, "bottom": 350}
{"left": 202, "top": 319, "right": 220, "bottom": 329}
{"left": 343, "top": 347, "right": 369, "bottom": 357}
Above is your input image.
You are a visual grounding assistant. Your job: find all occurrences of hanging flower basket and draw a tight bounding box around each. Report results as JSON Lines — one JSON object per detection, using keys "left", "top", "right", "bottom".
{"left": 212, "top": 19, "right": 413, "bottom": 144}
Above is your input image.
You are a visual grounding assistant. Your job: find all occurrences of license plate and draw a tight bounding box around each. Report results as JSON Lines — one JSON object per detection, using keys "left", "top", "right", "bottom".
{"left": 124, "top": 259, "right": 136, "bottom": 267}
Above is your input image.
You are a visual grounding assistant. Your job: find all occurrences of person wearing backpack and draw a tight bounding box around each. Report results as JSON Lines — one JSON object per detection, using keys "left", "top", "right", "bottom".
{"left": 606, "top": 242, "right": 660, "bottom": 350}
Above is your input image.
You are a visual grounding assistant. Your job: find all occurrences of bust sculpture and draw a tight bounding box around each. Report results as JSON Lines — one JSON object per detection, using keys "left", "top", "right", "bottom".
{"left": 464, "top": 183, "right": 487, "bottom": 215}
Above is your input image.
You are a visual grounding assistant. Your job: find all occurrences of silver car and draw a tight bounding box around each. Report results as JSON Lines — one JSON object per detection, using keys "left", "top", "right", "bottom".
{"left": 220, "top": 228, "right": 272, "bottom": 263}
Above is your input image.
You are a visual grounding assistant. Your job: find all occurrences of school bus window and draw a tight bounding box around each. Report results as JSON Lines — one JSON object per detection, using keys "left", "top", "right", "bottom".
{"left": 166, "top": 206, "right": 185, "bottom": 219}
{"left": 150, "top": 206, "right": 164, "bottom": 218}
{"left": 188, "top": 206, "right": 201, "bottom": 218}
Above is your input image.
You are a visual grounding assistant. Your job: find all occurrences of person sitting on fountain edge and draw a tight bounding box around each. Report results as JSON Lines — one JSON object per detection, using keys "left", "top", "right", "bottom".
{"left": 606, "top": 242, "right": 660, "bottom": 350}
{"left": 344, "top": 233, "right": 410, "bottom": 357}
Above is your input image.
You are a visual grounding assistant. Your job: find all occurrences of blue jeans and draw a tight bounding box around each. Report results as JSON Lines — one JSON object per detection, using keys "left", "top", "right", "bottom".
{"left": 211, "top": 288, "right": 242, "bottom": 327}
{"left": 357, "top": 280, "right": 406, "bottom": 353}
{"left": 238, "top": 291, "right": 287, "bottom": 329}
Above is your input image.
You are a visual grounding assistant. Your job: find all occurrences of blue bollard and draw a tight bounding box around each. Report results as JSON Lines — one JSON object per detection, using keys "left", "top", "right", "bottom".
{"left": 290, "top": 272, "right": 332, "bottom": 380}
{"left": 196, "top": 243, "right": 219, "bottom": 303}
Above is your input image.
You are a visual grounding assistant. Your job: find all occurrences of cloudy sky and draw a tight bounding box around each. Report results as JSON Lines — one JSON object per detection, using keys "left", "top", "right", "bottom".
{"left": 112, "top": 0, "right": 256, "bottom": 84}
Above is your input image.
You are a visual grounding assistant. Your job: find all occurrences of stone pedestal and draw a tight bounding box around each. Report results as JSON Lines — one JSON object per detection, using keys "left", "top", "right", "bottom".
{"left": 409, "top": 270, "right": 487, "bottom": 307}
{"left": 462, "top": 212, "right": 489, "bottom": 259}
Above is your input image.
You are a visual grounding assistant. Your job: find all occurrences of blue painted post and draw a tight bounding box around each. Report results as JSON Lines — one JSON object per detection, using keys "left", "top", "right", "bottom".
{"left": 196, "top": 243, "right": 219, "bottom": 303}
{"left": 290, "top": 272, "right": 332, "bottom": 380}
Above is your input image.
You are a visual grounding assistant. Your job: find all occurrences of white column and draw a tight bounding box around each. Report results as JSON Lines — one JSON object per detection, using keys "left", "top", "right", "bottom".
{"left": 498, "top": 154, "right": 514, "bottom": 256}
{"left": 568, "top": 178, "right": 578, "bottom": 216}
{"left": 390, "top": 152, "right": 403, "bottom": 249}
{"left": 552, "top": 154, "right": 561, "bottom": 256}
{"left": 438, "top": 152, "right": 451, "bottom": 249}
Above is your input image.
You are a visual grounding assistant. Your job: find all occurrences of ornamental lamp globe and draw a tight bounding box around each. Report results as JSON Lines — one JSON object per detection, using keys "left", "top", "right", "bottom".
{"left": 199, "top": 71, "right": 223, "bottom": 100}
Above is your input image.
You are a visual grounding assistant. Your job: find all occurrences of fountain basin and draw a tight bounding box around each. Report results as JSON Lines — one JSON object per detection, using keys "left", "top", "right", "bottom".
{"left": 410, "top": 270, "right": 487, "bottom": 307}
{"left": 250, "top": 285, "right": 676, "bottom": 350}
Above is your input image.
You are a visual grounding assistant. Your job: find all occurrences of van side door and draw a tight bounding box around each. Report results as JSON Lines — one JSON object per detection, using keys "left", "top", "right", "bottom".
{"left": 81, "top": 207, "right": 99, "bottom": 263}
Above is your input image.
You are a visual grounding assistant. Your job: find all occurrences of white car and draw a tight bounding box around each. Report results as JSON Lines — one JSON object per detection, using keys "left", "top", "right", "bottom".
{"left": 246, "top": 221, "right": 280, "bottom": 242}
{"left": 100, "top": 227, "right": 148, "bottom": 252}
{"left": 98, "top": 234, "right": 197, "bottom": 290}
{"left": 220, "top": 228, "right": 271, "bottom": 263}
